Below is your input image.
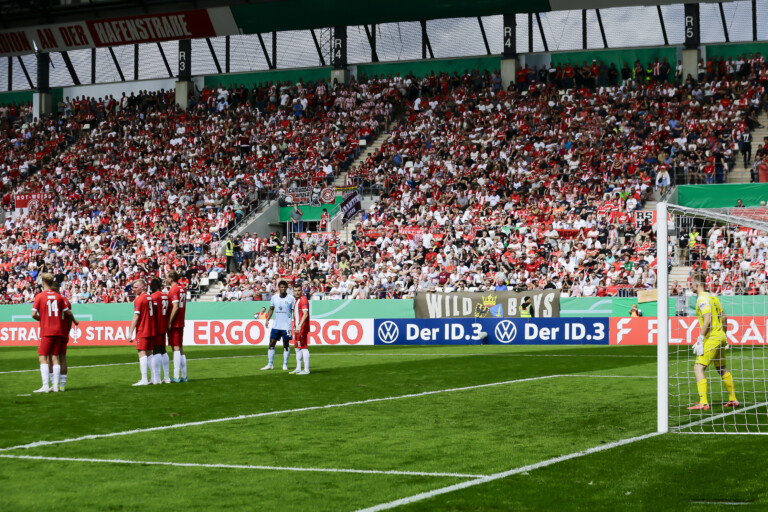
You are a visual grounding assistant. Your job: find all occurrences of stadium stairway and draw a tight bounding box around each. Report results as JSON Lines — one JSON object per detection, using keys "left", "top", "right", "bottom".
{"left": 190, "top": 128, "right": 393, "bottom": 302}
{"left": 668, "top": 265, "right": 692, "bottom": 292}
{"left": 728, "top": 111, "right": 768, "bottom": 184}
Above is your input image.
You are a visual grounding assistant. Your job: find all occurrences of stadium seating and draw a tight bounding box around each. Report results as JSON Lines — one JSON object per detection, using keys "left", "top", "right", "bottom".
{"left": 0, "top": 54, "right": 765, "bottom": 302}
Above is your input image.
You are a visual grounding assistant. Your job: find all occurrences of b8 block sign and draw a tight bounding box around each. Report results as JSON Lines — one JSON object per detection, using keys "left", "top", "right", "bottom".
{"left": 373, "top": 318, "right": 609, "bottom": 345}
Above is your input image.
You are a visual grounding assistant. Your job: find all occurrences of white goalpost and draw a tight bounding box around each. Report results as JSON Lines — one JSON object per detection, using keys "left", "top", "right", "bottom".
{"left": 657, "top": 202, "right": 768, "bottom": 434}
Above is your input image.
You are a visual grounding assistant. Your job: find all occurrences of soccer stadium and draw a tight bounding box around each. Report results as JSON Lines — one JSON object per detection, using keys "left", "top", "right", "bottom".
{"left": 1, "top": 0, "right": 768, "bottom": 510}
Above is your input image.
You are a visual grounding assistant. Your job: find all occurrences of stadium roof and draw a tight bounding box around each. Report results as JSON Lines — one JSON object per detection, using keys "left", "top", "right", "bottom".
{"left": 0, "top": 0, "right": 728, "bottom": 57}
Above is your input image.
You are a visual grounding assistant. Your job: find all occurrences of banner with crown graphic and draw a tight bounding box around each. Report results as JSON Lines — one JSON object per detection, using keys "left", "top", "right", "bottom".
{"left": 413, "top": 290, "right": 561, "bottom": 319}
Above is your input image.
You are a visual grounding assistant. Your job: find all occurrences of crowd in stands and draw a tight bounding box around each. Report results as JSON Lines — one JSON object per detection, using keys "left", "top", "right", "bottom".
{"left": 0, "top": 78, "right": 394, "bottom": 303}
{"left": 0, "top": 52, "right": 766, "bottom": 303}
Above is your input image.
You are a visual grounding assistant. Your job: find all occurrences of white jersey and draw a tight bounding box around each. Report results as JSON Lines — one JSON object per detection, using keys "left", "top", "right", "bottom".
{"left": 270, "top": 293, "right": 295, "bottom": 331}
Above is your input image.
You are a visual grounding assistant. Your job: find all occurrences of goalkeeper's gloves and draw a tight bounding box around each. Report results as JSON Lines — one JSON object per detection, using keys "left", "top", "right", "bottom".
{"left": 692, "top": 335, "right": 704, "bottom": 356}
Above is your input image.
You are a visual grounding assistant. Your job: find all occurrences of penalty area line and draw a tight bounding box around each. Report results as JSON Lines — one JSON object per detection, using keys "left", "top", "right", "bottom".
{"left": 0, "top": 374, "right": 561, "bottom": 452}
{"left": 0, "top": 374, "right": 644, "bottom": 453}
{"left": 354, "top": 432, "right": 663, "bottom": 512}
{"left": 0, "top": 454, "right": 483, "bottom": 479}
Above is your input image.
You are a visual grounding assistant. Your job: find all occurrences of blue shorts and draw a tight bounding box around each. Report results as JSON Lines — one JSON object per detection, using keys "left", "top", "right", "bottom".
{"left": 270, "top": 329, "right": 292, "bottom": 342}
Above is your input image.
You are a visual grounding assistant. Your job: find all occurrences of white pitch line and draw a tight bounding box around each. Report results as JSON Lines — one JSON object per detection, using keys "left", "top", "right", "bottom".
{"left": 354, "top": 431, "right": 663, "bottom": 512}
{"left": 0, "top": 454, "right": 482, "bottom": 479}
{"left": 0, "top": 352, "right": 654, "bottom": 376}
{"left": 0, "top": 374, "right": 561, "bottom": 452}
{"left": 673, "top": 401, "right": 768, "bottom": 430}
{"left": 678, "top": 431, "right": 768, "bottom": 435}
{"left": 0, "top": 374, "right": 645, "bottom": 453}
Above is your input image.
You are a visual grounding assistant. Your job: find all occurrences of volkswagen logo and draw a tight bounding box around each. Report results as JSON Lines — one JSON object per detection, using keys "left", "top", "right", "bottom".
{"left": 494, "top": 320, "right": 517, "bottom": 344}
{"left": 378, "top": 321, "right": 400, "bottom": 344}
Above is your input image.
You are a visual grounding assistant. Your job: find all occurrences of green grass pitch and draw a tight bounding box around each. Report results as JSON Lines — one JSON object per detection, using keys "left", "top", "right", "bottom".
{"left": 1, "top": 344, "right": 767, "bottom": 511}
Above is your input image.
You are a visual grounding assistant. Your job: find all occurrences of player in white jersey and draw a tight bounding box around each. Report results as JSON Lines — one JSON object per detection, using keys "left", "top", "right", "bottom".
{"left": 262, "top": 280, "right": 295, "bottom": 370}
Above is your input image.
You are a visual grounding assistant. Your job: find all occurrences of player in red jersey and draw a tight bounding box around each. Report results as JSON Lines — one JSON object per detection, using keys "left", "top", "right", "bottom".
{"left": 51, "top": 282, "right": 78, "bottom": 391}
{"left": 289, "top": 283, "right": 311, "bottom": 375}
{"left": 150, "top": 277, "right": 171, "bottom": 384}
{"left": 129, "top": 279, "right": 156, "bottom": 386}
{"left": 166, "top": 270, "right": 188, "bottom": 383}
{"left": 31, "top": 274, "right": 75, "bottom": 393}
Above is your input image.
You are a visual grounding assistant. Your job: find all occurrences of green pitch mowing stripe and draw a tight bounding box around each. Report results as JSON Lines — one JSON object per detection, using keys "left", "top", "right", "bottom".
{"left": 0, "top": 346, "right": 658, "bottom": 448}
{"left": 5, "top": 375, "right": 656, "bottom": 477}
{"left": 355, "top": 432, "right": 663, "bottom": 512}
{"left": 390, "top": 434, "right": 768, "bottom": 511}
{"left": 0, "top": 457, "right": 464, "bottom": 512}
{"left": 0, "top": 454, "right": 485, "bottom": 478}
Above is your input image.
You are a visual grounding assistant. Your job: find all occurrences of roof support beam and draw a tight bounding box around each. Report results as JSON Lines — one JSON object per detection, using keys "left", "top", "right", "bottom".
{"left": 91, "top": 47, "right": 96, "bottom": 83}
{"left": 528, "top": 13, "right": 533, "bottom": 52}
{"left": 36, "top": 52, "right": 50, "bottom": 92}
{"left": 657, "top": 6, "right": 669, "bottom": 46}
{"left": 753, "top": 0, "right": 758, "bottom": 41}
{"left": 310, "top": 29, "right": 326, "bottom": 66}
{"left": 272, "top": 32, "right": 277, "bottom": 70}
{"left": 718, "top": 2, "right": 730, "bottom": 43}
{"left": 582, "top": 9, "right": 587, "bottom": 50}
{"left": 420, "top": 20, "right": 434, "bottom": 59}
{"left": 61, "top": 51, "right": 81, "bottom": 85}
{"left": 17, "top": 56, "right": 32, "bottom": 89}
{"left": 157, "top": 42, "right": 173, "bottom": 78}
{"left": 108, "top": 47, "right": 125, "bottom": 82}
{"left": 595, "top": 9, "right": 608, "bottom": 49}
{"left": 535, "top": 13, "right": 548, "bottom": 52}
{"left": 7, "top": 57, "right": 12, "bottom": 91}
{"left": 133, "top": 44, "right": 139, "bottom": 80}
{"left": 364, "top": 24, "right": 379, "bottom": 62}
{"left": 225, "top": 35, "right": 230, "bottom": 73}
{"left": 477, "top": 17, "right": 491, "bottom": 56}
{"left": 257, "top": 33, "right": 274, "bottom": 70}
{"left": 206, "top": 37, "right": 222, "bottom": 74}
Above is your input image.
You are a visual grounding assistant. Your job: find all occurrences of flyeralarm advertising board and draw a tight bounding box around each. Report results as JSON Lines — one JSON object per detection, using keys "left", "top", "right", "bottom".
{"left": 611, "top": 317, "right": 768, "bottom": 345}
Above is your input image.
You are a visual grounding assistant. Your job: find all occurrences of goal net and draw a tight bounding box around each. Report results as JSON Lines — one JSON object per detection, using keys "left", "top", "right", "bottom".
{"left": 658, "top": 202, "right": 768, "bottom": 434}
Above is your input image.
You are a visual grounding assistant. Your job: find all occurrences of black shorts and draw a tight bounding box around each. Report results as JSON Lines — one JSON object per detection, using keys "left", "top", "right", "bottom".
{"left": 269, "top": 329, "right": 292, "bottom": 342}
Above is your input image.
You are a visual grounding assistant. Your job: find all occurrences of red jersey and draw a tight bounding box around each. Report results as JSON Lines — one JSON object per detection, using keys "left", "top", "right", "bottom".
{"left": 168, "top": 283, "right": 187, "bottom": 329}
{"left": 32, "top": 290, "right": 69, "bottom": 337}
{"left": 293, "top": 295, "right": 309, "bottom": 332}
{"left": 151, "top": 290, "right": 170, "bottom": 334}
{"left": 133, "top": 293, "right": 156, "bottom": 338}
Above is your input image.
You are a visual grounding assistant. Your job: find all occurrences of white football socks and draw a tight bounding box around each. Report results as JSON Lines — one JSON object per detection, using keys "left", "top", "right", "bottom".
{"left": 147, "top": 354, "right": 156, "bottom": 383}
{"left": 60, "top": 374, "right": 67, "bottom": 388}
{"left": 173, "top": 351, "right": 181, "bottom": 379}
{"left": 180, "top": 354, "right": 187, "bottom": 379}
{"left": 39, "top": 364, "right": 49, "bottom": 389}
{"left": 139, "top": 355, "right": 148, "bottom": 382}
{"left": 302, "top": 350, "right": 310, "bottom": 372}
{"left": 268, "top": 348, "right": 275, "bottom": 365}
{"left": 162, "top": 353, "right": 170, "bottom": 380}
{"left": 52, "top": 365, "right": 61, "bottom": 391}
{"left": 283, "top": 348, "right": 290, "bottom": 366}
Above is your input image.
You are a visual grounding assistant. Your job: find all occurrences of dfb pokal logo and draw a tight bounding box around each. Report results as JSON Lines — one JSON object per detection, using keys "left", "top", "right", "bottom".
{"left": 494, "top": 320, "right": 517, "bottom": 344}
{"left": 377, "top": 321, "right": 399, "bottom": 344}
{"left": 69, "top": 326, "right": 82, "bottom": 343}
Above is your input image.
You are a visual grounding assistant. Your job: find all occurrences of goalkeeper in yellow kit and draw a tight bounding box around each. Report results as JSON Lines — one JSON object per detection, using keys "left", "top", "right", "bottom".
{"left": 687, "top": 273, "right": 739, "bottom": 410}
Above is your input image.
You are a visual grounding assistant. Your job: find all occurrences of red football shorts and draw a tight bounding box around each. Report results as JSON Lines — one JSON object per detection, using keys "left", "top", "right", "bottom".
{"left": 38, "top": 336, "right": 63, "bottom": 356}
{"left": 293, "top": 329, "right": 309, "bottom": 349}
{"left": 135, "top": 337, "right": 153, "bottom": 351}
{"left": 154, "top": 333, "right": 167, "bottom": 349}
{"left": 167, "top": 328, "right": 184, "bottom": 347}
